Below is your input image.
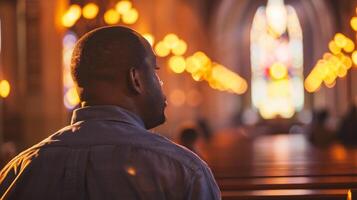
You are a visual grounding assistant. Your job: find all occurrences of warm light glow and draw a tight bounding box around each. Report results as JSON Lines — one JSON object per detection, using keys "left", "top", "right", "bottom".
{"left": 304, "top": 77, "right": 321, "bottom": 93}
{"left": 115, "top": 0, "right": 132, "bottom": 15}
{"left": 163, "top": 33, "right": 179, "bottom": 49}
{"left": 185, "top": 56, "right": 201, "bottom": 74}
{"left": 104, "top": 9, "right": 120, "bottom": 25}
{"left": 82, "top": 3, "right": 99, "bottom": 19}
{"left": 348, "top": 190, "right": 352, "bottom": 200}
{"left": 334, "top": 33, "right": 347, "bottom": 48}
{"left": 64, "top": 87, "right": 80, "bottom": 108}
{"left": 154, "top": 41, "right": 170, "bottom": 57}
{"left": 142, "top": 33, "right": 154, "bottom": 46}
{"left": 270, "top": 62, "right": 288, "bottom": 79}
{"left": 352, "top": 51, "right": 357, "bottom": 66}
{"left": 0, "top": 80, "right": 10, "bottom": 98}
{"left": 168, "top": 56, "right": 186, "bottom": 73}
{"left": 122, "top": 8, "right": 139, "bottom": 24}
{"left": 62, "top": 4, "right": 82, "bottom": 27}
{"left": 169, "top": 89, "right": 186, "bottom": 106}
{"left": 351, "top": 17, "right": 357, "bottom": 31}
{"left": 251, "top": 2, "right": 303, "bottom": 118}
{"left": 172, "top": 40, "right": 188, "bottom": 56}
{"left": 344, "top": 39, "right": 355, "bottom": 53}
{"left": 330, "top": 144, "right": 347, "bottom": 161}
{"left": 126, "top": 167, "right": 136, "bottom": 176}
{"left": 328, "top": 41, "right": 341, "bottom": 55}
{"left": 325, "top": 80, "right": 336, "bottom": 88}
{"left": 266, "top": 0, "right": 288, "bottom": 36}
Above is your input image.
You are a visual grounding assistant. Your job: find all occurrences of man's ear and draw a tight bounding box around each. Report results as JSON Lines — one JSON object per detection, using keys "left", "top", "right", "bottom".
{"left": 129, "top": 67, "right": 143, "bottom": 94}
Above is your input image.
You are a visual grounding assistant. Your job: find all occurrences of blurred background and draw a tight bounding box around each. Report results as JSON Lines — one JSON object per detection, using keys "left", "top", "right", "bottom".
{"left": 1, "top": 0, "right": 357, "bottom": 198}
{"left": 1, "top": 0, "right": 356, "bottom": 148}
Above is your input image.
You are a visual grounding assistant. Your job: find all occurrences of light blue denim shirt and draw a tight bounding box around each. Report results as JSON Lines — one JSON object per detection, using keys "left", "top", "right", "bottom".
{"left": 0, "top": 105, "right": 221, "bottom": 200}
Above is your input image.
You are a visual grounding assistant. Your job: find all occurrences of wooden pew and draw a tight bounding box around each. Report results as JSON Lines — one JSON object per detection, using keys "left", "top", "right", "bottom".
{"left": 201, "top": 132, "right": 357, "bottom": 200}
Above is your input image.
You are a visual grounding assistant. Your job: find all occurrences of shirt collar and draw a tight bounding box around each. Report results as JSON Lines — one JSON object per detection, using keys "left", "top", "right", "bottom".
{"left": 71, "top": 105, "right": 146, "bottom": 129}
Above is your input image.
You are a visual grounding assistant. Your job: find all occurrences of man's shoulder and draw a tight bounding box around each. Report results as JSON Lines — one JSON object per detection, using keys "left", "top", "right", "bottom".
{"left": 139, "top": 133, "right": 208, "bottom": 172}
{"left": 49, "top": 123, "right": 207, "bottom": 171}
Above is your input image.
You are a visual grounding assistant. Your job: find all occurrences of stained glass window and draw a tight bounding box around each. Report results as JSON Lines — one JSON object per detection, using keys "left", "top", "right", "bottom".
{"left": 250, "top": 0, "right": 304, "bottom": 119}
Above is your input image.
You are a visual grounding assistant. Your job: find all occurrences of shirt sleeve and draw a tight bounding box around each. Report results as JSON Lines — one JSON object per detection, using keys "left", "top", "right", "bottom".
{"left": 185, "top": 164, "right": 221, "bottom": 200}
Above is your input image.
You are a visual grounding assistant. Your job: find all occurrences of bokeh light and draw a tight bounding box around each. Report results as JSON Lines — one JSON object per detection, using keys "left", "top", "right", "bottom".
{"left": 0, "top": 80, "right": 10, "bottom": 98}
{"left": 351, "top": 17, "right": 357, "bottom": 31}
{"left": 154, "top": 41, "right": 170, "bottom": 57}
{"left": 172, "top": 40, "right": 187, "bottom": 56}
{"left": 168, "top": 56, "right": 186, "bottom": 73}
{"left": 352, "top": 51, "right": 357, "bottom": 66}
{"left": 82, "top": 3, "right": 99, "bottom": 19}
{"left": 122, "top": 8, "right": 139, "bottom": 24}
{"left": 334, "top": 33, "right": 347, "bottom": 48}
{"left": 344, "top": 39, "right": 355, "bottom": 53}
{"left": 270, "top": 62, "right": 288, "bottom": 80}
{"left": 328, "top": 41, "right": 341, "bottom": 55}
{"left": 163, "top": 33, "right": 179, "bottom": 49}
{"left": 64, "top": 87, "right": 80, "bottom": 108}
{"left": 104, "top": 9, "right": 120, "bottom": 25}
{"left": 115, "top": 0, "right": 132, "bottom": 15}
{"left": 62, "top": 4, "right": 82, "bottom": 27}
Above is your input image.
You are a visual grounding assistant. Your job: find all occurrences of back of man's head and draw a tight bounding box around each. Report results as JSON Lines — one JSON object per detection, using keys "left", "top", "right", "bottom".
{"left": 70, "top": 26, "right": 166, "bottom": 129}
{"left": 71, "top": 26, "right": 146, "bottom": 100}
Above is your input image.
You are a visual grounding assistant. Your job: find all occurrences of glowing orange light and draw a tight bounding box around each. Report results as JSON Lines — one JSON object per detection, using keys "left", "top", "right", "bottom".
{"left": 122, "top": 8, "right": 139, "bottom": 24}
{"left": 0, "top": 80, "right": 10, "bottom": 98}
{"left": 334, "top": 33, "right": 347, "bottom": 48}
{"left": 82, "top": 3, "right": 99, "bottom": 19}
{"left": 304, "top": 77, "right": 321, "bottom": 93}
{"left": 172, "top": 40, "right": 187, "bottom": 56}
{"left": 163, "top": 33, "right": 179, "bottom": 49}
{"left": 351, "top": 17, "right": 357, "bottom": 31}
{"left": 342, "top": 56, "right": 353, "bottom": 69}
{"left": 344, "top": 39, "right": 355, "bottom": 53}
{"left": 331, "top": 144, "right": 347, "bottom": 161}
{"left": 270, "top": 63, "right": 288, "bottom": 79}
{"left": 168, "top": 56, "right": 186, "bottom": 73}
{"left": 115, "top": 0, "right": 132, "bottom": 15}
{"left": 325, "top": 80, "right": 336, "bottom": 88}
{"left": 126, "top": 167, "right": 136, "bottom": 176}
{"left": 64, "top": 87, "right": 80, "bottom": 108}
{"left": 154, "top": 41, "right": 170, "bottom": 57}
{"left": 185, "top": 56, "right": 201, "bottom": 74}
{"left": 104, "top": 9, "right": 120, "bottom": 25}
{"left": 348, "top": 190, "right": 352, "bottom": 200}
{"left": 62, "top": 4, "right": 82, "bottom": 27}
{"left": 324, "top": 74, "right": 336, "bottom": 85}
{"left": 142, "top": 33, "right": 154, "bottom": 46}
{"left": 337, "top": 67, "right": 347, "bottom": 78}
{"left": 352, "top": 51, "right": 357, "bottom": 66}
{"left": 328, "top": 41, "right": 341, "bottom": 55}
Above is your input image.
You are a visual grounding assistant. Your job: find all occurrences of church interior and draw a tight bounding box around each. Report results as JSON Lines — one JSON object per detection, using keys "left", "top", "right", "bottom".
{"left": 1, "top": 0, "right": 357, "bottom": 199}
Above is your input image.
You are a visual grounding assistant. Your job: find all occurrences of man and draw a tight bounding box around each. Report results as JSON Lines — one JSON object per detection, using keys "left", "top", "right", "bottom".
{"left": 0, "top": 26, "right": 221, "bottom": 199}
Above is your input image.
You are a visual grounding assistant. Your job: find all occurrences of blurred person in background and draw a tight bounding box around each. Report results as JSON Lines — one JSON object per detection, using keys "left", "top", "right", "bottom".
{"left": 307, "top": 109, "right": 334, "bottom": 147}
{"left": 337, "top": 103, "right": 357, "bottom": 146}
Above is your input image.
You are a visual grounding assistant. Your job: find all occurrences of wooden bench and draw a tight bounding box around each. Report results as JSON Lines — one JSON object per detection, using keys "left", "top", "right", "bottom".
{"left": 201, "top": 132, "right": 357, "bottom": 200}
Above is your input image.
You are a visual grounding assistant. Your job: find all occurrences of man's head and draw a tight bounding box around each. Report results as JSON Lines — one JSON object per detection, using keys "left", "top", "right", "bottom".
{"left": 71, "top": 26, "right": 166, "bottom": 129}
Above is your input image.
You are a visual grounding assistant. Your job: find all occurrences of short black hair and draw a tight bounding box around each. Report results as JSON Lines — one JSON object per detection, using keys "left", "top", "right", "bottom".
{"left": 71, "top": 26, "right": 147, "bottom": 100}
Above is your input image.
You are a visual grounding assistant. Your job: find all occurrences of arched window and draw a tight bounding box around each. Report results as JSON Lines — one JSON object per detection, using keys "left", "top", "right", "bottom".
{"left": 250, "top": 0, "right": 304, "bottom": 119}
